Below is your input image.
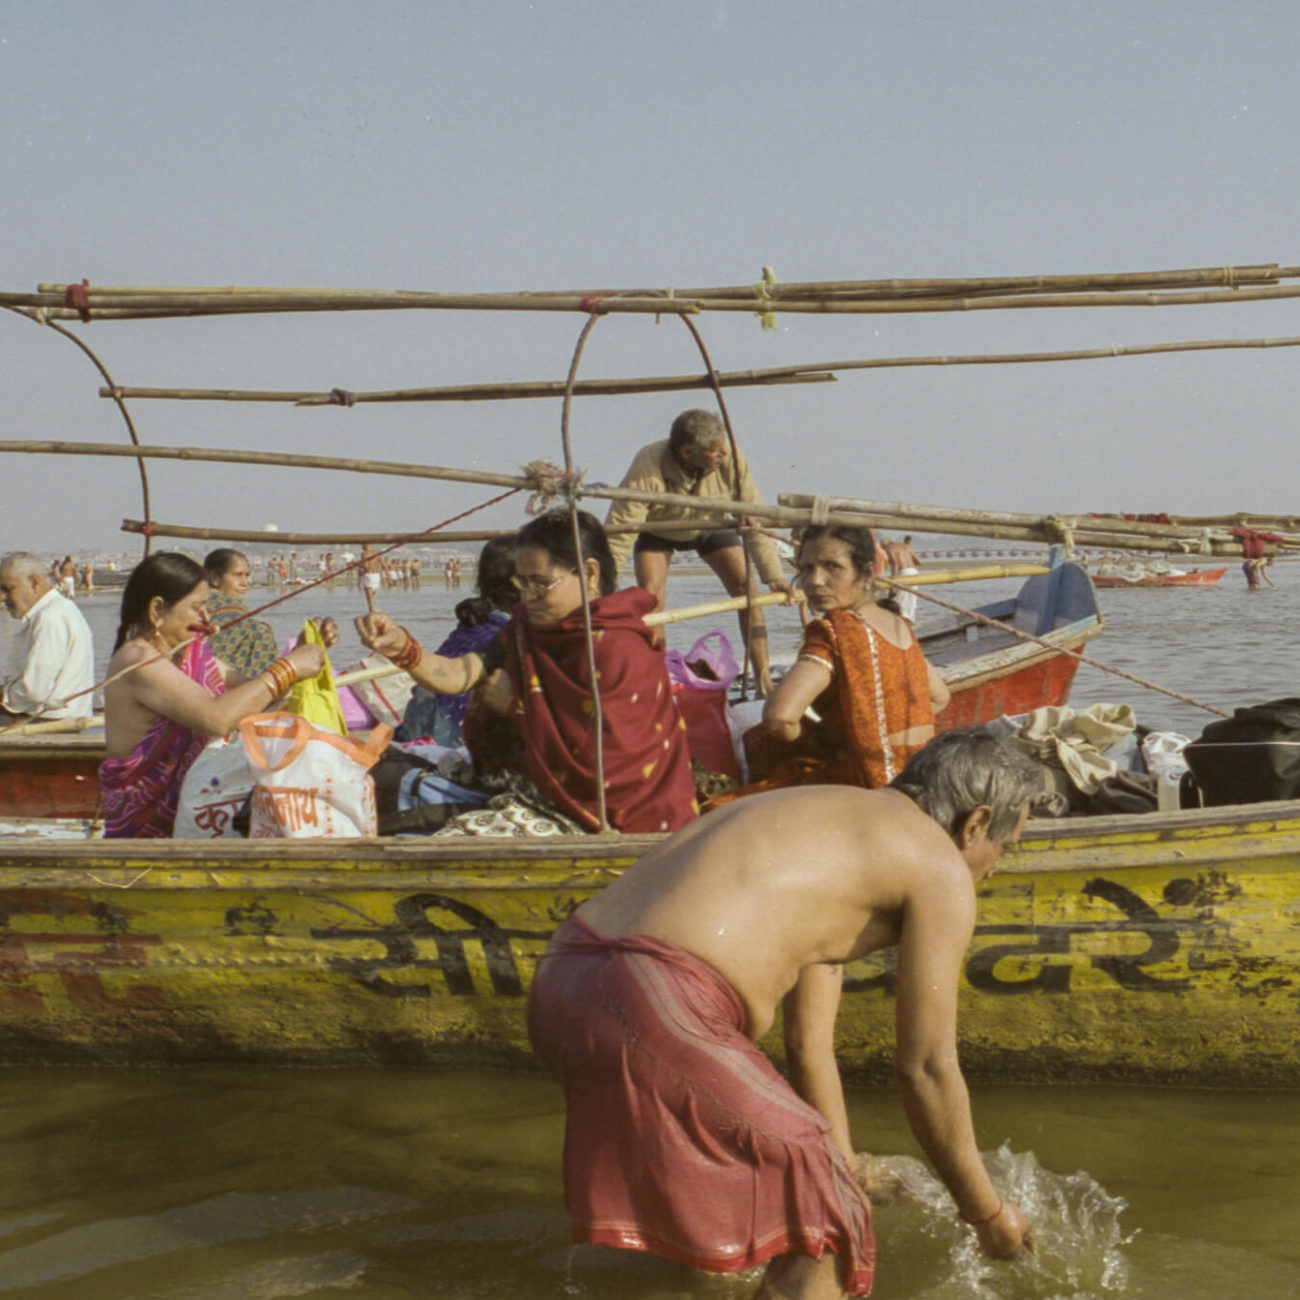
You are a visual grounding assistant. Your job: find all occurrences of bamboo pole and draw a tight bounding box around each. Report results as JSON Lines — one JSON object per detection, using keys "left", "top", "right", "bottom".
{"left": 0, "top": 440, "right": 867, "bottom": 533}
{"left": 779, "top": 494, "right": 1300, "bottom": 552}
{"left": 30, "top": 263, "right": 1288, "bottom": 304}
{"left": 1165, "top": 512, "right": 1300, "bottom": 531}
{"left": 93, "top": 334, "right": 1300, "bottom": 409}
{"left": 119, "top": 518, "right": 728, "bottom": 546}
{"left": 6, "top": 443, "right": 1296, "bottom": 558}
{"left": 13, "top": 277, "right": 1300, "bottom": 321}
{"left": 98, "top": 368, "right": 834, "bottom": 405}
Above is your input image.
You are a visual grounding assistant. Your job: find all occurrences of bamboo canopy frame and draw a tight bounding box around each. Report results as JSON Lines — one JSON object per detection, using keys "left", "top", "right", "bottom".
{"left": 8, "top": 261, "right": 1300, "bottom": 558}
{"left": 3, "top": 263, "right": 1280, "bottom": 759}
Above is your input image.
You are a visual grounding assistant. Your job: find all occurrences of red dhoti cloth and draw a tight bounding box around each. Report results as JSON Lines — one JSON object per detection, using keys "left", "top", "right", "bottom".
{"left": 528, "top": 914, "right": 875, "bottom": 1294}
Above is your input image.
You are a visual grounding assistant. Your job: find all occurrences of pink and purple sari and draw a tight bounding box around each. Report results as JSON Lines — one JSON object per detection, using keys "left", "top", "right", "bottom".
{"left": 99, "top": 640, "right": 227, "bottom": 839}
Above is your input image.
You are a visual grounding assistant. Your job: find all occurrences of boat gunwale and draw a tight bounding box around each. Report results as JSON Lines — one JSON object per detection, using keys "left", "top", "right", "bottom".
{"left": 3, "top": 797, "right": 1300, "bottom": 872}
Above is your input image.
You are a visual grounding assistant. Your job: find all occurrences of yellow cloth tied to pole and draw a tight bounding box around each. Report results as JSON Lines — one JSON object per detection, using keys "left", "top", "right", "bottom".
{"left": 284, "top": 620, "right": 349, "bottom": 735}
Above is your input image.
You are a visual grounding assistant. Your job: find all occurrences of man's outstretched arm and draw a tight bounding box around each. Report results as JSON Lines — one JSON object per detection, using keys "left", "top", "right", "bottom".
{"left": 893, "top": 877, "right": 1030, "bottom": 1257}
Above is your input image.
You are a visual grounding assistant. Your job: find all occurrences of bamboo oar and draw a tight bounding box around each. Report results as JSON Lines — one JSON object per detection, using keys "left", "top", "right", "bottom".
{"left": 331, "top": 564, "right": 1051, "bottom": 690}
{"left": 896, "top": 563, "right": 1049, "bottom": 585}
{"left": 1, "top": 714, "right": 104, "bottom": 737}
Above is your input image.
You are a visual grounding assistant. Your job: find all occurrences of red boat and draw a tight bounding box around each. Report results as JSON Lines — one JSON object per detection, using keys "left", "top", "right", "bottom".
{"left": 923, "top": 560, "right": 1103, "bottom": 729}
{"left": 1092, "top": 563, "right": 1227, "bottom": 589}
{"left": 0, "top": 564, "right": 1103, "bottom": 819}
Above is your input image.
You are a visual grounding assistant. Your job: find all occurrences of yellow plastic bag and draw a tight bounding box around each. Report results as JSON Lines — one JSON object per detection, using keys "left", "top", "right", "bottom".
{"left": 283, "top": 619, "right": 349, "bottom": 735}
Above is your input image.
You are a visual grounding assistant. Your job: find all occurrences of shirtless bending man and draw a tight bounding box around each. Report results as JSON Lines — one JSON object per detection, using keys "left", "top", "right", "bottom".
{"left": 529, "top": 728, "right": 1037, "bottom": 1297}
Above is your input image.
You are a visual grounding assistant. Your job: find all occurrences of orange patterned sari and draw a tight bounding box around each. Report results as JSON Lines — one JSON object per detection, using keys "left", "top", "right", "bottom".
{"left": 740, "top": 608, "right": 936, "bottom": 793}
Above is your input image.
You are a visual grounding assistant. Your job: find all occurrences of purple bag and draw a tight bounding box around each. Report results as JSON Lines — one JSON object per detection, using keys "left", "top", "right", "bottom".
{"left": 665, "top": 631, "right": 741, "bottom": 776}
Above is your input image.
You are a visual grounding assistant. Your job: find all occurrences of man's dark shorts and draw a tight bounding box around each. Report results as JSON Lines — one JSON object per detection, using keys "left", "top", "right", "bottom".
{"left": 634, "top": 528, "right": 742, "bottom": 560}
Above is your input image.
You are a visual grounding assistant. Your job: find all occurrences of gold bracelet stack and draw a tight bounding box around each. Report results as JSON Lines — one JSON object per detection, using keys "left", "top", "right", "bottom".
{"left": 388, "top": 631, "right": 423, "bottom": 673}
{"left": 261, "top": 657, "right": 297, "bottom": 699}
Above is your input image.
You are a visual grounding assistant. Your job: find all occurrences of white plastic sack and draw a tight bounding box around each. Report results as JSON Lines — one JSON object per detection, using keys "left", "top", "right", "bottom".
{"left": 174, "top": 735, "right": 253, "bottom": 839}
{"left": 1142, "top": 731, "right": 1191, "bottom": 812}
{"left": 348, "top": 653, "right": 415, "bottom": 729}
{"left": 240, "top": 712, "right": 392, "bottom": 838}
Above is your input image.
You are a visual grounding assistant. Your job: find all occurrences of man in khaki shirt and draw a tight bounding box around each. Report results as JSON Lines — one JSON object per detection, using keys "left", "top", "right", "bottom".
{"left": 605, "top": 410, "right": 793, "bottom": 693}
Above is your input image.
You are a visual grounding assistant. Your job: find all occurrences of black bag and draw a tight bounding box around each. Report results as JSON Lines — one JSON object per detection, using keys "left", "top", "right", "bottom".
{"left": 1182, "top": 698, "right": 1300, "bottom": 806}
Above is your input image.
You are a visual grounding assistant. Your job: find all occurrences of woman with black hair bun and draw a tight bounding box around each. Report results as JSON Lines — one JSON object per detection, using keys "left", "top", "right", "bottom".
{"left": 398, "top": 535, "right": 519, "bottom": 746}
{"left": 357, "top": 511, "right": 696, "bottom": 834}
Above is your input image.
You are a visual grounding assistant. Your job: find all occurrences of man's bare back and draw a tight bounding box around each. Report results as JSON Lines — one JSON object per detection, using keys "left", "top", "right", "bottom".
{"left": 578, "top": 785, "right": 972, "bottom": 1041}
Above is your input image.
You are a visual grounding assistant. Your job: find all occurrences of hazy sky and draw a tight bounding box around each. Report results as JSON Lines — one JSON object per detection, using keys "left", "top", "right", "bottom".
{"left": 3, "top": 1, "right": 1298, "bottom": 555}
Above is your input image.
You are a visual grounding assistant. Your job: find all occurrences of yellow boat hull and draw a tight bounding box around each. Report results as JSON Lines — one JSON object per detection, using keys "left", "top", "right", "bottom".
{"left": 1, "top": 800, "right": 1298, "bottom": 1083}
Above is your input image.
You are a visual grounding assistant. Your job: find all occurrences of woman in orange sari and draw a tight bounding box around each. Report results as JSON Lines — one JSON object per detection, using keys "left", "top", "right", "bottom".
{"left": 741, "top": 524, "right": 950, "bottom": 792}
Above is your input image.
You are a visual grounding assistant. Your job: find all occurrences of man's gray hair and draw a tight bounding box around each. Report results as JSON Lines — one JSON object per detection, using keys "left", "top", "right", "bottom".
{"left": 0, "top": 553, "right": 45, "bottom": 581}
{"left": 891, "top": 728, "right": 1043, "bottom": 841}
{"left": 668, "top": 409, "right": 726, "bottom": 454}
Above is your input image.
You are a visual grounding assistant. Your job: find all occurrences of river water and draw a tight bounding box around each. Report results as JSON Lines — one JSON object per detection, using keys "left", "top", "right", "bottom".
{"left": 3, "top": 559, "right": 1298, "bottom": 1297}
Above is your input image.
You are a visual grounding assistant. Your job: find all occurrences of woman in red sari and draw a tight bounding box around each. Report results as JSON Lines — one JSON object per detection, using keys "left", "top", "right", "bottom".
{"left": 355, "top": 510, "right": 696, "bottom": 834}
{"left": 101, "top": 553, "right": 323, "bottom": 838}
{"left": 740, "top": 525, "right": 950, "bottom": 793}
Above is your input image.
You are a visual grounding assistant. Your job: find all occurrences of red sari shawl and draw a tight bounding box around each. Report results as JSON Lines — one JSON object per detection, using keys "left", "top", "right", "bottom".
{"left": 500, "top": 587, "right": 697, "bottom": 833}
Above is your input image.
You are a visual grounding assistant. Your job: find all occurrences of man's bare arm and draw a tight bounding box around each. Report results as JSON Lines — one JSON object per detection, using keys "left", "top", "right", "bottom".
{"left": 783, "top": 963, "right": 852, "bottom": 1161}
{"left": 893, "top": 868, "right": 1029, "bottom": 1257}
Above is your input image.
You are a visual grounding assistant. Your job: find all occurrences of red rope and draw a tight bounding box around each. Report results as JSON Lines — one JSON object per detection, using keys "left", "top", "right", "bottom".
{"left": 64, "top": 279, "right": 91, "bottom": 322}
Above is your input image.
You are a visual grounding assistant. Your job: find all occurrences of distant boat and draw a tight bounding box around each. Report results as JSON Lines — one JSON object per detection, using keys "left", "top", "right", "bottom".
{"left": 1092, "top": 561, "right": 1227, "bottom": 589}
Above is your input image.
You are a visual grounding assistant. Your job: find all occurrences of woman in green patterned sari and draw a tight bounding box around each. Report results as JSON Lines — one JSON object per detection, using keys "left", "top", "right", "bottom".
{"left": 203, "top": 549, "right": 279, "bottom": 677}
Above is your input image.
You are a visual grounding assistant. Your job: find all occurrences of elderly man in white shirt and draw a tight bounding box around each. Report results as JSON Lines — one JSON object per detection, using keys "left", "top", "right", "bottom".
{"left": 0, "top": 552, "right": 95, "bottom": 721}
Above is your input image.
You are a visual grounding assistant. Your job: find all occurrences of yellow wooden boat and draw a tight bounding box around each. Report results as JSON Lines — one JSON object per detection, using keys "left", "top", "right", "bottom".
{"left": 1, "top": 797, "right": 1297, "bottom": 1085}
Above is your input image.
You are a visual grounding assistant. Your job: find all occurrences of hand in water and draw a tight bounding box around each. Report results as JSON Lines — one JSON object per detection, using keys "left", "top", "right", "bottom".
{"left": 975, "top": 1199, "right": 1032, "bottom": 1259}
{"left": 854, "top": 1152, "right": 926, "bottom": 1204}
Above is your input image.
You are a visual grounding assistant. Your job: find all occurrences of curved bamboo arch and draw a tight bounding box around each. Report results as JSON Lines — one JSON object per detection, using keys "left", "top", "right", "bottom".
{"left": 5, "top": 307, "right": 155, "bottom": 555}
{"left": 552, "top": 304, "right": 772, "bottom": 830}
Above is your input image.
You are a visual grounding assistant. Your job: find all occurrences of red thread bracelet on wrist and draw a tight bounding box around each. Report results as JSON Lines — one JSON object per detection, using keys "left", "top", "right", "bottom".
{"left": 958, "top": 1197, "right": 1003, "bottom": 1227}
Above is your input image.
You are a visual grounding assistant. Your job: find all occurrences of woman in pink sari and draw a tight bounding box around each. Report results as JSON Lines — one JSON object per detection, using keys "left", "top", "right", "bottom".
{"left": 100, "top": 553, "right": 324, "bottom": 838}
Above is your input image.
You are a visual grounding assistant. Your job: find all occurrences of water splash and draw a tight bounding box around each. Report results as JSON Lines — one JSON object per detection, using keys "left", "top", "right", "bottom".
{"left": 872, "top": 1144, "right": 1133, "bottom": 1299}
